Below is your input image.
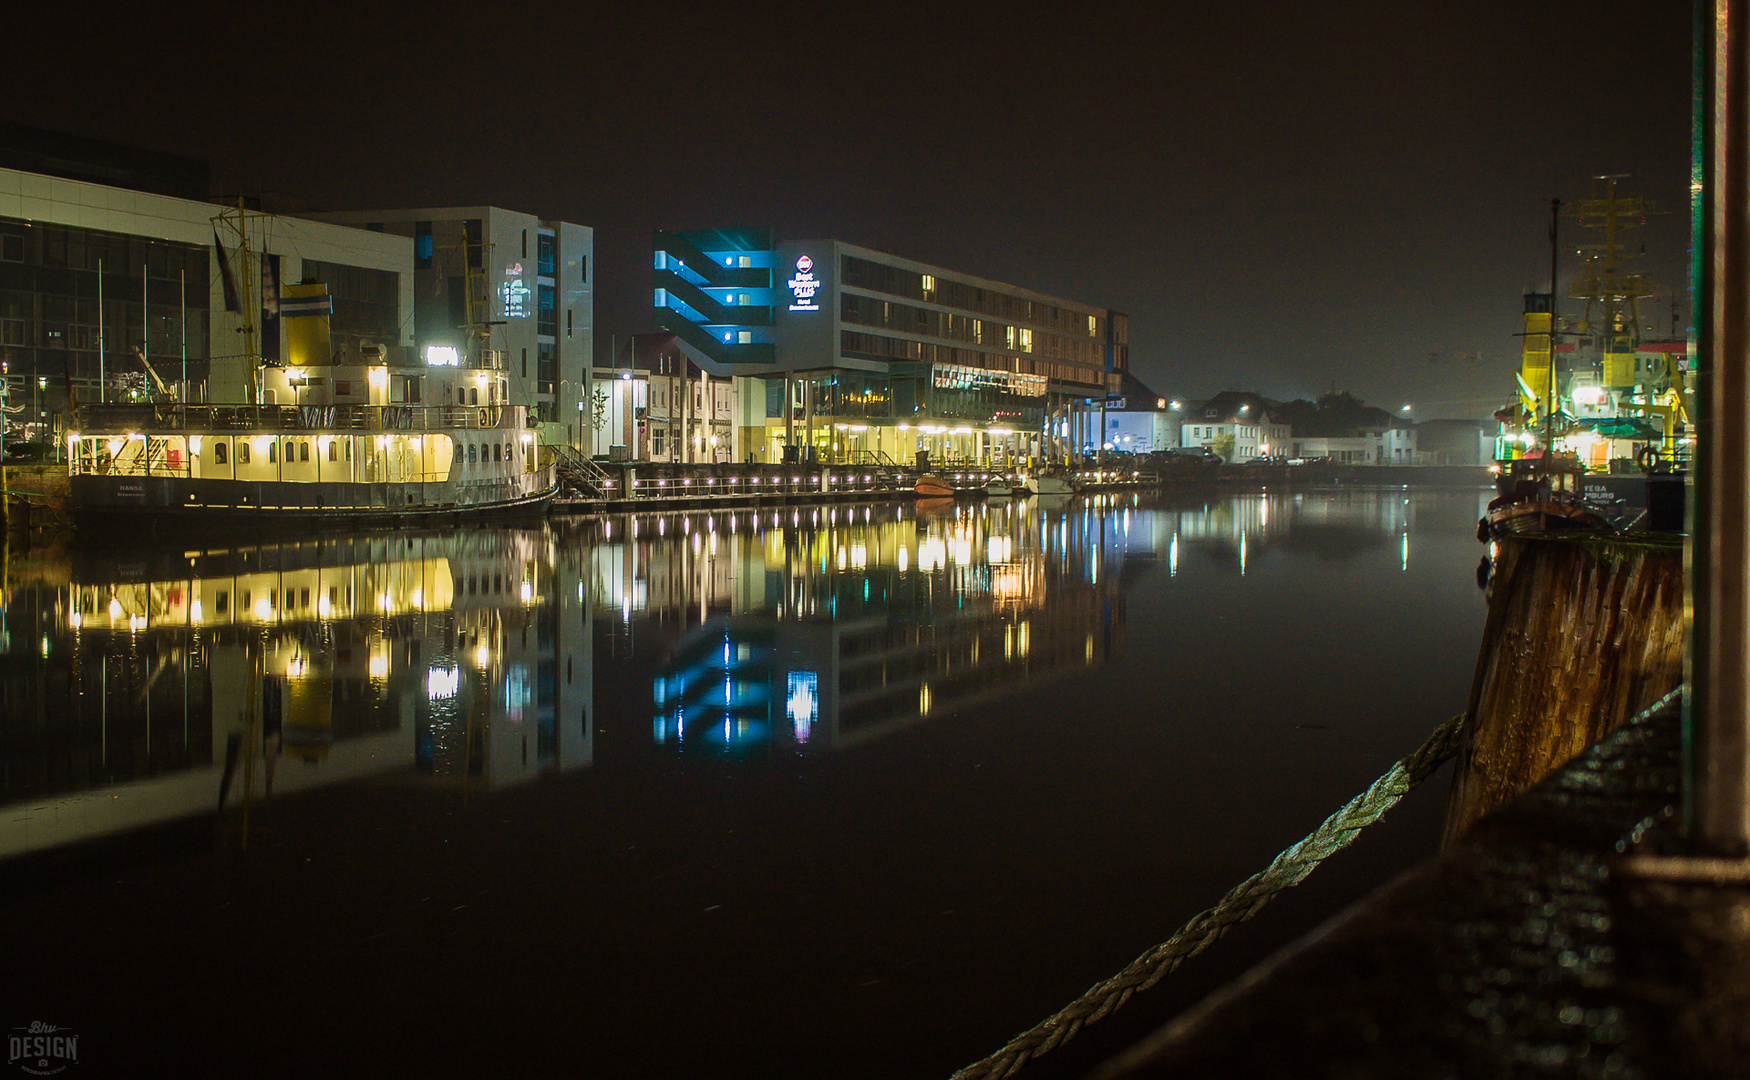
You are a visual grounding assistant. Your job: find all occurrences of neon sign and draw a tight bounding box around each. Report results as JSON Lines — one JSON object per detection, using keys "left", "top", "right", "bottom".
{"left": 787, "top": 255, "right": 820, "bottom": 312}
{"left": 501, "top": 262, "right": 532, "bottom": 318}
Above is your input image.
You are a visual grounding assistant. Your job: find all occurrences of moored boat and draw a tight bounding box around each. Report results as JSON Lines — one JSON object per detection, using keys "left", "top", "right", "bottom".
{"left": 68, "top": 222, "right": 556, "bottom": 533}
{"left": 1021, "top": 470, "right": 1078, "bottom": 496}
{"left": 1477, "top": 455, "right": 1614, "bottom": 541}
{"left": 915, "top": 474, "right": 955, "bottom": 498}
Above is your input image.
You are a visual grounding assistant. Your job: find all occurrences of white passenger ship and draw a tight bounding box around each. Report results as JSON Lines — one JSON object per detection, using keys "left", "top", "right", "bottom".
{"left": 69, "top": 277, "right": 556, "bottom": 531}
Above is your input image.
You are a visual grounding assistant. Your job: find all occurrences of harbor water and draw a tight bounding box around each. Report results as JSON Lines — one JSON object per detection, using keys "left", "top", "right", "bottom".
{"left": 3, "top": 486, "right": 1493, "bottom": 1078}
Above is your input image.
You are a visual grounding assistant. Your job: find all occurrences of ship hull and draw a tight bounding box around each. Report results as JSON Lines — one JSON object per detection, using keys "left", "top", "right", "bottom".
{"left": 71, "top": 469, "right": 555, "bottom": 530}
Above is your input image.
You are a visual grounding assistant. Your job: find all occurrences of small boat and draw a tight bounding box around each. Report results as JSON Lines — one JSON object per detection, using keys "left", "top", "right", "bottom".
{"left": 1021, "top": 471, "right": 1079, "bottom": 496}
{"left": 915, "top": 474, "right": 955, "bottom": 498}
{"left": 1477, "top": 455, "right": 1614, "bottom": 541}
{"left": 984, "top": 478, "right": 1015, "bottom": 498}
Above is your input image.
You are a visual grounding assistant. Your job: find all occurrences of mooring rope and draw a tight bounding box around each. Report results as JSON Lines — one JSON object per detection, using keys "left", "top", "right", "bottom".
{"left": 952, "top": 685, "right": 1686, "bottom": 1080}
{"left": 950, "top": 712, "right": 1468, "bottom": 1080}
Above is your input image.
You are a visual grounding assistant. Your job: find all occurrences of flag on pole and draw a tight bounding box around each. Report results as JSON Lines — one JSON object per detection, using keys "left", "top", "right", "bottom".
{"left": 213, "top": 228, "right": 241, "bottom": 313}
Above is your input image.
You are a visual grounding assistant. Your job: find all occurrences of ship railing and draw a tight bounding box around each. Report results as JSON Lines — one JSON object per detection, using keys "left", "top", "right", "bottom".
{"left": 76, "top": 402, "right": 528, "bottom": 433}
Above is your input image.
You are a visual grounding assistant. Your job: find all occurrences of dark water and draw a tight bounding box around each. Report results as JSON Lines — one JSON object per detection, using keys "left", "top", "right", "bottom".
{"left": 1, "top": 487, "right": 1492, "bottom": 1079}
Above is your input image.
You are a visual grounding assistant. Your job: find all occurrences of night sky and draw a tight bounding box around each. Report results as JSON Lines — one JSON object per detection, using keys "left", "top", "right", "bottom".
{"left": 8, "top": 0, "right": 1694, "bottom": 419}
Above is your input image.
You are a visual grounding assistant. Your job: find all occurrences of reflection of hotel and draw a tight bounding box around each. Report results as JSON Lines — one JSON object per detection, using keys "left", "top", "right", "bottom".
{"left": 0, "top": 532, "right": 591, "bottom": 861}
{"left": 646, "top": 501, "right": 1124, "bottom": 754}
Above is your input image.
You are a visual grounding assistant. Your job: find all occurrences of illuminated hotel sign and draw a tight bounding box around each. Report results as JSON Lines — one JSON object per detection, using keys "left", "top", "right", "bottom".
{"left": 501, "top": 262, "right": 532, "bottom": 318}
{"left": 787, "top": 255, "right": 820, "bottom": 312}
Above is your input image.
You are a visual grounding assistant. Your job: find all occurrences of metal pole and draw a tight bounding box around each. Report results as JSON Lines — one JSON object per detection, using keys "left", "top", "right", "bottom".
{"left": 1548, "top": 198, "right": 1561, "bottom": 447}
{"left": 98, "top": 258, "right": 105, "bottom": 404}
{"left": 1689, "top": 0, "right": 1750, "bottom": 854}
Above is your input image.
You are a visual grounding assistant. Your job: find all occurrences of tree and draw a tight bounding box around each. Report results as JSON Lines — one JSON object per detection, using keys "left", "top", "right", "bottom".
{"left": 1208, "top": 432, "right": 1235, "bottom": 461}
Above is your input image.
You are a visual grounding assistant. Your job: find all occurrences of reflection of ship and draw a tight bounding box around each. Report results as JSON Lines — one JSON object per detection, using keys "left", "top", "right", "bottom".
{"left": 1, "top": 529, "right": 591, "bottom": 862}
{"left": 69, "top": 210, "right": 555, "bottom": 532}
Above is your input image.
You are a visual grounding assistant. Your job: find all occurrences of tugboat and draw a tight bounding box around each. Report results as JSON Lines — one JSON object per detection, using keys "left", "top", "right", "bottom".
{"left": 1477, "top": 453, "right": 1616, "bottom": 541}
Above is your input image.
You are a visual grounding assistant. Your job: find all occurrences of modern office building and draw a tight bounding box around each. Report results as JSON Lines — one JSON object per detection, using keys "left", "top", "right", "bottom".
{"left": 0, "top": 129, "right": 409, "bottom": 438}
{"left": 653, "top": 228, "right": 1125, "bottom": 466}
{"left": 313, "top": 208, "right": 593, "bottom": 450}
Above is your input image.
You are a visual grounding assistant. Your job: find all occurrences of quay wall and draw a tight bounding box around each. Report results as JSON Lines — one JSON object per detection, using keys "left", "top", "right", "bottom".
{"left": 1445, "top": 532, "right": 1684, "bottom": 841}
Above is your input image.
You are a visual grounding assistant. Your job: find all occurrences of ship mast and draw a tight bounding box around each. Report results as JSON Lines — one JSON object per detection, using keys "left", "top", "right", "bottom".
{"left": 214, "top": 200, "right": 264, "bottom": 404}
{"left": 237, "top": 199, "right": 259, "bottom": 403}
{"left": 1570, "top": 176, "right": 1657, "bottom": 398}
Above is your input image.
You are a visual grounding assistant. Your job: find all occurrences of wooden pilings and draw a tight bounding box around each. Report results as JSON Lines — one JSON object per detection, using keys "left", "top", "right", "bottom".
{"left": 1445, "top": 533, "right": 1685, "bottom": 842}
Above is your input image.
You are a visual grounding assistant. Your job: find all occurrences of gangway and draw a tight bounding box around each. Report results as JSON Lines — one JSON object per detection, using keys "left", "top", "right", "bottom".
{"left": 549, "top": 445, "right": 614, "bottom": 498}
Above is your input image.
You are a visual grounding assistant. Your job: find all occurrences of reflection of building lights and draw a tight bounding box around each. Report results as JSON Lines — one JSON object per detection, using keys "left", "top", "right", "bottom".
{"left": 368, "top": 654, "right": 389, "bottom": 679}
{"left": 254, "top": 597, "right": 274, "bottom": 620}
{"left": 918, "top": 538, "right": 946, "bottom": 571}
{"left": 519, "top": 581, "right": 533, "bottom": 603}
{"left": 69, "top": 611, "right": 81, "bottom": 629}
{"left": 898, "top": 546, "right": 909, "bottom": 572}
{"left": 108, "top": 598, "right": 122, "bottom": 620}
{"left": 919, "top": 682, "right": 933, "bottom": 716}
{"left": 190, "top": 600, "right": 203, "bottom": 623}
{"left": 287, "top": 656, "right": 308, "bottom": 679}
{"left": 427, "top": 666, "right": 460, "bottom": 699}
{"left": 411, "top": 589, "right": 423, "bottom": 609}
{"left": 475, "top": 645, "right": 491, "bottom": 668}
{"left": 317, "top": 594, "right": 331, "bottom": 618}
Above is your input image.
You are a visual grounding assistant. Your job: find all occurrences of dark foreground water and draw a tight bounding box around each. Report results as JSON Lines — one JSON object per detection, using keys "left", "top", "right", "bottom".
{"left": 1, "top": 487, "right": 1493, "bottom": 1079}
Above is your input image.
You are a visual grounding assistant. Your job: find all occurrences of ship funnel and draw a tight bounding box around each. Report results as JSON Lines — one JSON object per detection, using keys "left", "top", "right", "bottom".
{"left": 282, "top": 280, "right": 335, "bottom": 367}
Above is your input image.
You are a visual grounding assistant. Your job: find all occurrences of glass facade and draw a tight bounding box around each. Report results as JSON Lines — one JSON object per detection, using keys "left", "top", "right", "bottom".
{"left": 840, "top": 255, "right": 1109, "bottom": 390}
{"left": 0, "top": 216, "right": 209, "bottom": 395}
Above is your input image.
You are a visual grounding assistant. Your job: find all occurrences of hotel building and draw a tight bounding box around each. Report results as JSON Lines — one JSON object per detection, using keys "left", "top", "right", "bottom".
{"left": 653, "top": 228, "right": 1125, "bottom": 467}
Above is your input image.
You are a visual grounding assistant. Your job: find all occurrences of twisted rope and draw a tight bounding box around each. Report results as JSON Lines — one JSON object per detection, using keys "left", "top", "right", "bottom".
{"left": 951, "top": 712, "right": 1469, "bottom": 1080}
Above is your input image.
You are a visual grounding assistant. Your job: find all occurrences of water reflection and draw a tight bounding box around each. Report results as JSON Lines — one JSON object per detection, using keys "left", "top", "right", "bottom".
{"left": 636, "top": 497, "right": 1124, "bottom": 754}
{"left": 1, "top": 487, "right": 1460, "bottom": 860}
{"left": 4, "top": 532, "right": 591, "bottom": 859}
